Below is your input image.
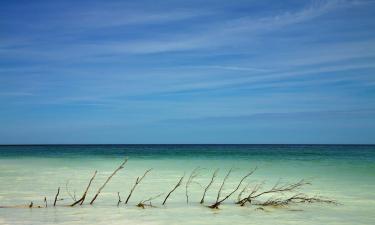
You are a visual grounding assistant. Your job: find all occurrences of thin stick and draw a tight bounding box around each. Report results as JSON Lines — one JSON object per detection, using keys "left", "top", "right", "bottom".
{"left": 200, "top": 169, "right": 219, "bottom": 204}
{"left": 185, "top": 167, "right": 202, "bottom": 204}
{"left": 125, "top": 168, "right": 152, "bottom": 204}
{"left": 137, "top": 193, "right": 164, "bottom": 209}
{"left": 53, "top": 187, "right": 60, "bottom": 207}
{"left": 65, "top": 180, "right": 77, "bottom": 202}
{"left": 71, "top": 170, "right": 97, "bottom": 206}
{"left": 216, "top": 168, "right": 232, "bottom": 203}
{"left": 90, "top": 158, "right": 128, "bottom": 205}
{"left": 117, "top": 192, "right": 122, "bottom": 206}
{"left": 162, "top": 174, "right": 185, "bottom": 205}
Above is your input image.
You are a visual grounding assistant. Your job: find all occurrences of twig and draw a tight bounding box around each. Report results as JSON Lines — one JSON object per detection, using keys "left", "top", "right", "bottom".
{"left": 117, "top": 192, "right": 122, "bottom": 206}
{"left": 137, "top": 193, "right": 164, "bottom": 209}
{"left": 162, "top": 174, "right": 185, "bottom": 205}
{"left": 65, "top": 180, "right": 77, "bottom": 202}
{"left": 53, "top": 187, "right": 60, "bottom": 207}
{"left": 90, "top": 158, "right": 128, "bottom": 205}
{"left": 71, "top": 170, "right": 97, "bottom": 206}
{"left": 185, "top": 167, "right": 202, "bottom": 204}
{"left": 125, "top": 168, "right": 152, "bottom": 204}
{"left": 200, "top": 169, "right": 219, "bottom": 204}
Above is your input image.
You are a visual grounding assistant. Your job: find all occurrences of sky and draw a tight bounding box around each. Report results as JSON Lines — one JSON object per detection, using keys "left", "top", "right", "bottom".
{"left": 0, "top": 0, "right": 375, "bottom": 144}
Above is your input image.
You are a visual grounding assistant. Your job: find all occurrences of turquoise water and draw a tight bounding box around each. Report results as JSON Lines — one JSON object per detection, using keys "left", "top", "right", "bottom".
{"left": 0, "top": 145, "right": 374, "bottom": 225}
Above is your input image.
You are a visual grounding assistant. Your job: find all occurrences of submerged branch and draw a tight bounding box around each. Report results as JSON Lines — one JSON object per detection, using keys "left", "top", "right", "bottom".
{"left": 200, "top": 169, "right": 219, "bottom": 204}
{"left": 185, "top": 167, "right": 203, "bottom": 204}
{"left": 71, "top": 170, "right": 97, "bottom": 206}
{"left": 162, "top": 174, "right": 185, "bottom": 205}
{"left": 90, "top": 158, "right": 128, "bottom": 205}
{"left": 53, "top": 187, "right": 60, "bottom": 207}
{"left": 236, "top": 179, "right": 309, "bottom": 206}
{"left": 209, "top": 167, "right": 257, "bottom": 209}
{"left": 125, "top": 168, "right": 152, "bottom": 204}
{"left": 137, "top": 193, "right": 164, "bottom": 209}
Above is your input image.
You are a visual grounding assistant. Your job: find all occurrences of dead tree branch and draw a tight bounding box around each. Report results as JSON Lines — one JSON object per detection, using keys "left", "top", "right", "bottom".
{"left": 90, "top": 158, "right": 128, "bottom": 205}
{"left": 53, "top": 187, "right": 60, "bottom": 207}
{"left": 162, "top": 174, "right": 185, "bottom": 205}
{"left": 209, "top": 168, "right": 256, "bottom": 209}
{"left": 185, "top": 167, "right": 203, "bottom": 204}
{"left": 125, "top": 168, "right": 152, "bottom": 204}
{"left": 137, "top": 193, "right": 164, "bottom": 209}
{"left": 200, "top": 169, "right": 219, "bottom": 204}
{"left": 236, "top": 179, "right": 310, "bottom": 206}
{"left": 255, "top": 193, "right": 337, "bottom": 207}
{"left": 71, "top": 170, "right": 97, "bottom": 206}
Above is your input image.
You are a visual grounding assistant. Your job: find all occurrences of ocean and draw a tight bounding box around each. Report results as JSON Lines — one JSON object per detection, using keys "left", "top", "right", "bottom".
{"left": 0, "top": 145, "right": 374, "bottom": 225}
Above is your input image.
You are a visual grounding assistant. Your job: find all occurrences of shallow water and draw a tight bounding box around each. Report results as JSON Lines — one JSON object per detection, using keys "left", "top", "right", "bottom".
{"left": 0, "top": 145, "right": 374, "bottom": 225}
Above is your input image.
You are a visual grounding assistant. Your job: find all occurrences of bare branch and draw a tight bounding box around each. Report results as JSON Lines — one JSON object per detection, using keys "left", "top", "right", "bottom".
{"left": 125, "top": 168, "right": 152, "bottom": 204}
{"left": 117, "top": 192, "right": 122, "bottom": 206}
{"left": 162, "top": 174, "right": 185, "bottom": 205}
{"left": 237, "top": 179, "right": 310, "bottom": 206}
{"left": 200, "top": 169, "right": 219, "bottom": 204}
{"left": 137, "top": 193, "right": 164, "bottom": 209}
{"left": 185, "top": 167, "right": 203, "bottom": 204}
{"left": 53, "top": 187, "right": 60, "bottom": 207}
{"left": 90, "top": 158, "right": 128, "bottom": 205}
{"left": 71, "top": 170, "right": 97, "bottom": 206}
{"left": 209, "top": 167, "right": 256, "bottom": 209}
{"left": 254, "top": 193, "right": 337, "bottom": 207}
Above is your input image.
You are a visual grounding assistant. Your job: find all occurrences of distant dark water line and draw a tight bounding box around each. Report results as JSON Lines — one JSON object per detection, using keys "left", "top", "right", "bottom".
{"left": 0, "top": 144, "right": 374, "bottom": 161}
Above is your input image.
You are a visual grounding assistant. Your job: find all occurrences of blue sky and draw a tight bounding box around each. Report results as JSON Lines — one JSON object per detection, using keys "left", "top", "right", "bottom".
{"left": 1, "top": 0, "right": 375, "bottom": 144}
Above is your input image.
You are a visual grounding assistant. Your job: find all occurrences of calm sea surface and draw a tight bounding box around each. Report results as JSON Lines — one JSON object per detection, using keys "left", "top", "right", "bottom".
{"left": 0, "top": 145, "right": 374, "bottom": 225}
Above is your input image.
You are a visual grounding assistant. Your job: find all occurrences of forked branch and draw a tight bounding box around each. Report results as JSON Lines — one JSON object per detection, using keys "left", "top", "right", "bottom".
{"left": 125, "top": 168, "right": 152, "bottom": 204}
{"left": 71, "top": 170, "right": 97, "bottom": 206}
{"left": 236, "top": 179, "right": 310, "bottom": 206}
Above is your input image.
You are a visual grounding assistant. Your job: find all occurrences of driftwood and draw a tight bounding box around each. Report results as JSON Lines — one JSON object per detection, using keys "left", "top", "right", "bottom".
{"left": 209, "top": 168, "right": 256, "bottom": 209}
{"left": 162, "top": 174, "right": 185, "bottom": 205}
{"left": 0, "top": 159, "right": 338, "bottom": 210}
{"left": 71, "top": 171, "right": 97, "bottom": 206}
{"left": 125, "top": 169, "right": 152, "bottom": 204}
{"left": 200, "top": 169, "right": 219, "bottom": 204}
{"left": 255, "top": 193, "right": 337, "bottom": 207}
{"left": 53, "top": 187, "right": 60, "bottom": 207}
{"left": 90, "top": 158, "right": 128, "bottom": 205}
{"left": 236, "top": 179, "right": 309, "bottom": 206}
{"left": 185, "top": 167, "right": 203, "bottom": 204}
{"left": 137, "top": 193, "right": 164, "bottom": 209}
